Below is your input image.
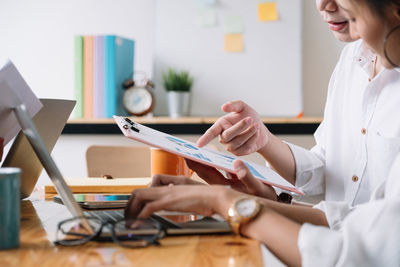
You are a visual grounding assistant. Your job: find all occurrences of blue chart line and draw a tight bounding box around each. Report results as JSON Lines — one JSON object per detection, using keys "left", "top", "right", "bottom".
{"left": 244, "top": 162, "right": 267, "bottom": 180}
{"left": 205, "top": 148, "right": 235, "bottom": 163}
{"left": 175, "top": 147, "right": 211, "bottom": 162}
{"left": 166, "top": 136, "right": 199, "bottom": 150}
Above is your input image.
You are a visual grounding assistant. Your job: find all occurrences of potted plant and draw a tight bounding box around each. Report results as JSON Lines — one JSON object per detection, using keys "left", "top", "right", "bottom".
{"left": 162, "top": 68, "right": 193, "bottom": 118}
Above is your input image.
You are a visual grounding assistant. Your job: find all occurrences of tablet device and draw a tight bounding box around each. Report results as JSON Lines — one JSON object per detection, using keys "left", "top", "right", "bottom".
{"left": 53, "top": 194, "right": 130, "bottom": 209}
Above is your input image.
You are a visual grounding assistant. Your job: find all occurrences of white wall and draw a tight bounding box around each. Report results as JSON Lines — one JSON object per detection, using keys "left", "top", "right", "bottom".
{"left": 0, "top": 0, "right": 343, "bottom": 116}
{"left": 153, "top": 0, "right": 303, "bottom": 117}
{"left": 302, "top": 0, "right": 345, "bottom": 116}
{"left": 0, "top": 0, "right": 155, "bottom": 100}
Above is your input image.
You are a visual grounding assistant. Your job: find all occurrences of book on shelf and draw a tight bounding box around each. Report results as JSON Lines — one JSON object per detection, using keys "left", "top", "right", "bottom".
{"left": 93, "top": 35, "right": 105, "bottom": 118}
{"left": 104, "top": 35, "right": 135, "bottom": 118}
{"left": 74, "top": 34, "right": 135, "bottom": 119}
{"left": 73, "top": 36, "right": 83, "bottom": 118}
{"left": 83, "top": 35, "right": 94, "bottom": 118}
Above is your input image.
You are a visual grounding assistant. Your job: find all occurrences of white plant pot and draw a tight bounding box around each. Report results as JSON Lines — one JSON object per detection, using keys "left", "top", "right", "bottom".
{"left": 167, "top": 91, "right": 190, "bottom": 118}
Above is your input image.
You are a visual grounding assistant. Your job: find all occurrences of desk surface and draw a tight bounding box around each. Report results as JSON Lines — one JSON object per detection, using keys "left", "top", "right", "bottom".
{"left": 0, "top": 197, "right": 263, "bottom": 267}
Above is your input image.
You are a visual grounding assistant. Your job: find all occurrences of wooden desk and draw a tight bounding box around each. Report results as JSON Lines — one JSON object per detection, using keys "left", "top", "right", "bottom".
{"left": 0, "top": 197, "right": 263, "bottom": 267}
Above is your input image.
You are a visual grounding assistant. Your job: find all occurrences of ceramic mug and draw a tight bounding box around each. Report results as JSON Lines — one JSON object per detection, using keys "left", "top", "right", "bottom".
{"left": 150, "top": 148, "right": 192, "bottom": 177}
{"left": 0, "top": 167, "right": 21, "bottom": 250}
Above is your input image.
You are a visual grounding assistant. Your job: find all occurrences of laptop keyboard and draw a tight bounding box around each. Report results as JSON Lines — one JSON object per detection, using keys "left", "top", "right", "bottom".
{"left": 84, "top": 209, "right": 124, "bottom": 223}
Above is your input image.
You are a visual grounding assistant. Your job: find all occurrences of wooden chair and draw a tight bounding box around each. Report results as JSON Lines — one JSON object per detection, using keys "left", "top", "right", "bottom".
{"left": 86, "top": 145, "right": 151, "bottom": 178}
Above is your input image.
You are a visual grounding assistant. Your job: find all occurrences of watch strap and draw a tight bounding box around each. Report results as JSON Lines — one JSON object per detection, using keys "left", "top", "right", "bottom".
{"left": 277, "top": 192, "right": 293, "bottom": 204}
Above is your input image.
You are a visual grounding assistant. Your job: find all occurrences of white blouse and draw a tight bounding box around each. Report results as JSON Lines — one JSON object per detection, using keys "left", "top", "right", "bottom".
{"left": 288, "top": 40, "right": 400, "bottom": 216}
{"left": 298, "top": 153, "right": 400, "bottom": 266}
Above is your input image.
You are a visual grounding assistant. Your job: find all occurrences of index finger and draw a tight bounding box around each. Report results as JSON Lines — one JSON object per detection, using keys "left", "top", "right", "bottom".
{"left": 197, "top": 117, "right": 232, "bottom": 147}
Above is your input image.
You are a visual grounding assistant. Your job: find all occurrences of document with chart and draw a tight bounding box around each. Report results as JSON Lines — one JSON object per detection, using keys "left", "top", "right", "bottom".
{"left": 114, "top": 116, "right": 304, "bottom": 195}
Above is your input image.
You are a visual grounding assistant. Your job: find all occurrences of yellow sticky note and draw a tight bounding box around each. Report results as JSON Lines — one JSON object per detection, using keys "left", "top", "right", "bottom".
{"left": 224, "top": 34, "right": 243, "bottom": 53}
{"left": 258, "top": 2, "right": 279, "bottom": 22}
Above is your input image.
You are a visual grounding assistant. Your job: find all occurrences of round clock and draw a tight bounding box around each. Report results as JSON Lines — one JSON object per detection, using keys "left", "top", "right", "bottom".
{"left": 122, "top": 76, "right": 155, "bottom": 116}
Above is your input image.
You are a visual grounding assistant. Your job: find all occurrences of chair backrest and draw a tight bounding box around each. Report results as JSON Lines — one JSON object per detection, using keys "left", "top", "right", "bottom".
{"left": 86, "top": 145, "right": 151, "bottom": 178}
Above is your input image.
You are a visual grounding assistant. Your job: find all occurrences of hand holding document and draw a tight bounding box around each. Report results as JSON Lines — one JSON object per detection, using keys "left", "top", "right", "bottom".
{"left": 114, "top": 116, "right": 304, "bottom": 195}
{"left": 0, "top": 61, "right": 43, "bottom": 146}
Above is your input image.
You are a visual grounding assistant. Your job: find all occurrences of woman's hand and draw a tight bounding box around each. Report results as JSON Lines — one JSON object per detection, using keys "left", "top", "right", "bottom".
{"left": 186, "top": 159, "right": 278, "bottom": 201}
{"left": 197, "top": 100, "right": 271, "bottom": 156}
{"left": 124, "top": 185, "right": 243, "bottom": 220}
{"left": 151, "top": 174, "right": 204, "bottom": 187}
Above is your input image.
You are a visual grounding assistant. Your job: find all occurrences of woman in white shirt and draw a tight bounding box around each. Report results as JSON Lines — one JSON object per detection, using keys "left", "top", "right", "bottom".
{"left": 125, "top": 0, "right": 400, "bottom": 266}
{"left": 190, "top": 0, "right": 400, "bottom": 226}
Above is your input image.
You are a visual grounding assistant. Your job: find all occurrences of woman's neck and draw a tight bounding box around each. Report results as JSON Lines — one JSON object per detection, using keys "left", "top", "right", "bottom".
{"left": 372, "top": 56, "right": 384, "bottom": 79}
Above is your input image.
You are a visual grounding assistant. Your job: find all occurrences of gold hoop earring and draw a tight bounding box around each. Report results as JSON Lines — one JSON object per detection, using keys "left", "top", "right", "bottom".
{"left": 384, "top": 24, "right": 400, "bottom": 68}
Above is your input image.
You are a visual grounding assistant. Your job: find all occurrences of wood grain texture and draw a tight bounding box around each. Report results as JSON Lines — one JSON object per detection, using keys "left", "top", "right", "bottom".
{"left": 0, "top": 198, "right": 263, "bottom": 267}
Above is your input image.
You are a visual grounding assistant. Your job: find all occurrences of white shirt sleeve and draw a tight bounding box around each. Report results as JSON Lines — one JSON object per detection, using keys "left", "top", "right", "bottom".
{"left": 312, "top": 201, "right": 353, "bottom": 230}
{"left": 287, "top": 138, "right": 325, "bottom": 195}
{"left": 298, "top": 199, "right": 400, "bottom": 267}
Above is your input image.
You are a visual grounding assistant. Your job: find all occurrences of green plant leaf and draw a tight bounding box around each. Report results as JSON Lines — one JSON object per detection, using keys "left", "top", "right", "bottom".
{"left": 162, "top": 68, "right": 193, "bottom": 92}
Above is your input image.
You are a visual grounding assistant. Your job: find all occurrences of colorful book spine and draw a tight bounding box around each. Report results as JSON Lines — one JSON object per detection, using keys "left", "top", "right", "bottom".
{"left": 75, "top": 35, "right": 134, "bottom": 118}
{"left": 73, "top": 36, "right": 83, "bottom": 118}
{"left": 114, "top": 36, "right": 134, "bottom": 116}
{"left": 104, "top": 35, "right": 134, "bottom": 117}
{"left": 83, "top": 35, "right": 94, "bottom": 118}
{"left": 104, "top": 35, "right": 116, "bottom": 118}
{"left": 93, "top": 36, "right": 104, "bottom": 118}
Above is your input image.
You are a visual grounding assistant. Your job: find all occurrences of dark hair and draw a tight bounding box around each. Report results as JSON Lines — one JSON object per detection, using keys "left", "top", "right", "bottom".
{"left": 361, "top": 0, "right": 400, "bottom": 17}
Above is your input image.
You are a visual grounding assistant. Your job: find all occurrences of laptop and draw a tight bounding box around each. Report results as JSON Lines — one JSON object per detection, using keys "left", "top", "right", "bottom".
{"left": 1, "top": 99, "right": 75, "bottom": 199}
{"left": 11, "top": 100, "right": 231, "bottom": 236}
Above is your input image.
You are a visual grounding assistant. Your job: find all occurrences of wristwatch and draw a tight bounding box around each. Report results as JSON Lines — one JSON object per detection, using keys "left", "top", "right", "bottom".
{"left": 228, "top": 197, "right": 262, "bottom": 235}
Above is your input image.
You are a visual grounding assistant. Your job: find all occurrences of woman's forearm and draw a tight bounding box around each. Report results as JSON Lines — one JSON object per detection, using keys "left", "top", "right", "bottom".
{"left": 258, "top": 133, "right": 297, "bottom": 185}
{"left": 241, "top": 207, "right": 302, "bottom": 267}
{"left": 260, "top": 199, "right": 329, "bottom": 226}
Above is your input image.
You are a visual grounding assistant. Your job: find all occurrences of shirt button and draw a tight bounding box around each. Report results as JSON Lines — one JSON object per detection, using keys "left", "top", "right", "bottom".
{"left": 361, "top": 128, "right": 367, "bottom": 135}
{"left": 352, "top": 175, "right": 359, "bottom": 182}
{"left": 368, "top": 78, "right": 372, "bottom": 82}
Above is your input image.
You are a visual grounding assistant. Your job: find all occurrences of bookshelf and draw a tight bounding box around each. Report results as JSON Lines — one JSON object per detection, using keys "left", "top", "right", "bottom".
{"left": 63, "top": 117, "right": 322, "bottom": 135}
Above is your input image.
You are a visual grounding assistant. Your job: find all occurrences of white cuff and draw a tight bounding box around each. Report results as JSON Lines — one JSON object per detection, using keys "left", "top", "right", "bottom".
{"left": 285, "top": 142, "right": 325, "bottom": 195}
{"left": 313, "top": 201, "right": 353, "bottom": 230}
{"left": 298, "top": 223, "right": 342, "bottom": 267}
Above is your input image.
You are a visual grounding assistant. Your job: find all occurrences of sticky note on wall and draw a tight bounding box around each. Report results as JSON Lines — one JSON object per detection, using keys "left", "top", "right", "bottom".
{"left": 193, "top": 0, "right": 216, "bottom": 6}
{"left": 197, "top": 7, "right": 217, "bottom": 27}
{"left": 258, "top": 2, "right": 279, "bottom": 22}
{"left": 224, "top": 34, "right": 243, "bottom": 52}
{"left": 223, "top": 15, "right": 244, "bottom": 34}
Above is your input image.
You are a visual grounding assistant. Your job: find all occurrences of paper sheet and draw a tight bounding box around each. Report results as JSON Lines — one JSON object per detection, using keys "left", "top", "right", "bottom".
{"left": 0, "top": 61, "right": 43, "bottom": 145}
{"left": 114, "top": 116, "right": 304, "bottom": 195}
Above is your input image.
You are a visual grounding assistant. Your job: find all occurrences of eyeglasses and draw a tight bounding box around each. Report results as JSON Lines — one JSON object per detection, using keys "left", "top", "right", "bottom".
{"left": 54, "top": 216, "right": 166, "bottom": 248}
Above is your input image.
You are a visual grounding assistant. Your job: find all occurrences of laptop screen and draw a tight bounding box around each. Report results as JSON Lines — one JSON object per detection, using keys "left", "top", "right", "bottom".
{"left": 2, "top": 99, "right": 75, "bottom": 199}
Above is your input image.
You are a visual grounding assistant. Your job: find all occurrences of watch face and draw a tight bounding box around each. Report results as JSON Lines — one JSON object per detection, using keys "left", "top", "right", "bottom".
{"left": 123, "top": 87, "right": 153, "bottom": 115}
{"left": 236, "top": 198, "right": 258, "bottom": 218}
